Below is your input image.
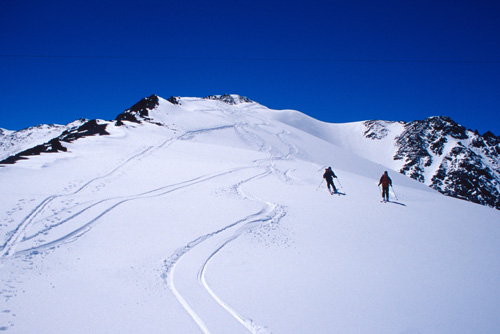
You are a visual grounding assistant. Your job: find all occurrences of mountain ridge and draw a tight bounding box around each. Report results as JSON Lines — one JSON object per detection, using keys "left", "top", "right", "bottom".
{"left": 1, "top": 94, "right": 498, "bottom": 210}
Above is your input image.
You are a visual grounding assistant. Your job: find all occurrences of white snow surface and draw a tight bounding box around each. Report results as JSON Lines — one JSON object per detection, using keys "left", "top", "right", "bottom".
{"left": 1, "top": 96, "right": 499, "bottom": 333}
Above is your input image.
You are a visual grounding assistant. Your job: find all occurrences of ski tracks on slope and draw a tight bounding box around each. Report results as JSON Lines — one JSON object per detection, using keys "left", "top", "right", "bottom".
{"left": 163, "top": 118, "right": 301, "bottom": 334}
{"left": 0, "top": 135, "right": 168, "bottom": 263}
{"left": 0, "top": 143, "right": 155, "bottom": 262}
{"left": 0, "top": 124, "right": 236, "bottom": 264}
{"left": 163, "top": 170, "right": 286, "bottom": 334}
{"left": 2, "top": 113, "right": 299, "bottom": 333}
{"left": 13, "top": 168, "right": 254, "bottom": 258}
{"left": 199, "top": 203, "right": 286, "bottom": 334}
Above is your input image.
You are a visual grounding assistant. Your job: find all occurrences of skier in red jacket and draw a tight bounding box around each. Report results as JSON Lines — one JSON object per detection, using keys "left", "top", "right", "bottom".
{"left": 378, "top": 171, "right": 392, "bottom": 202}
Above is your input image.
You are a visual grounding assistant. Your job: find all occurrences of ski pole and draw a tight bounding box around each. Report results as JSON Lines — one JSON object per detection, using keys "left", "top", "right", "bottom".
{"left": 331, "top": 169, "right": 342, "bottom": 188}
{"left": 335, "top": 177, "right": 343, "bottom": 189}
{"left": 391, "top": 185, "right": 399, "bottom": 201}
{"left": 316, "top": 179, "right": 324, "bottom": 191}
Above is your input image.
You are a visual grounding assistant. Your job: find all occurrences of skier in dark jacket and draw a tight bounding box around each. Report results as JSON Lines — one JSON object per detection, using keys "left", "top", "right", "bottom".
{"left": 323, "top": 167, "right": 337, "bottom": 194}
{"left": 378, "top": 171, "right": 392, "bottom": 202}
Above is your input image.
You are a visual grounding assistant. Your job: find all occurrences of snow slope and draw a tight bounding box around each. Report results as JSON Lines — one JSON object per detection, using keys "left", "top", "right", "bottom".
{"left": 1, "top": 96, "right": 499, "bottom": 333}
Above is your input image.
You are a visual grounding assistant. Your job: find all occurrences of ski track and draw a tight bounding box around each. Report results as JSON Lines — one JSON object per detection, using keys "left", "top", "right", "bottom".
{"left": 163, "top": 118, "right": 297, "bottom": 334}
{"left": 2, "top": 114, "right": 296, "bottom": 333}
{"left": 198, "top": 203, "right": 286, "bottom": 334}
{"left": 0, "top": 124, "right": 235, "bottom": 263}
{"left": 14, "top": 167, "right": 254, "bottom": 258}
{"left": 163, "top": 170, "right": 286, "bottom": 334}
{"left": 0, "top": 139, "right": 162, "bottom": 262}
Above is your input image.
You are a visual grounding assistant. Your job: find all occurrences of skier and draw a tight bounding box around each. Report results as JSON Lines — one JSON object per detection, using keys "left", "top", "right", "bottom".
{"left": 378, "top": 171, "right": 392, "bottom": 202}
{"left": 323, "top": 167, "right": 337, "bottom": 194}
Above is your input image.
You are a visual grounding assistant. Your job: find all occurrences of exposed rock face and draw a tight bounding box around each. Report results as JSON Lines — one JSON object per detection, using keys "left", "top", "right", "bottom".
{"left": 0, "top": 120, "right": 109, "bottom": 164}
{"left": 0, "top": 94, "right": 166, "bottom": 165}
{"left": 0, "top": 124, "right": 69, "bottom": 161}
{"left": 115, "top": 94, "right": 160, "bottom": 124}
{"left": 364, "top": 117, "right": 500, "bottom": 210}
{"left": 363, "top": 120, "right": 397, "bottom": 140}
{"left": 0, "top": 94, "right": 173, "bottom": 164}
{"left": 204, "top": 94, "right": 253, "bottom": 105}
{"left": 167, "top": 96, "right": 181, "bottom": 105}
{"left": 431, "top": 145, "right": 500, "bottom": 209}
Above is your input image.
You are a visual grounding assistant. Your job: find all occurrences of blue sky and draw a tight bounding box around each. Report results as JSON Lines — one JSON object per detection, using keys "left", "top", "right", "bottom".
{"left": 1, "top": 0, "right": 500, "bottom": 135}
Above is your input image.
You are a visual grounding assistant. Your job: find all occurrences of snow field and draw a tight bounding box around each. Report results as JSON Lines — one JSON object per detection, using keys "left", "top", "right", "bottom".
{"left": 1, "top": 96, "right": 499, "bottom": 333}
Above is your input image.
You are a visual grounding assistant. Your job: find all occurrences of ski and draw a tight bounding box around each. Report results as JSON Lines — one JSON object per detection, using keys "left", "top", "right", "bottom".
{"left": 329, "top": 190, "right": 345, "bottom": 196}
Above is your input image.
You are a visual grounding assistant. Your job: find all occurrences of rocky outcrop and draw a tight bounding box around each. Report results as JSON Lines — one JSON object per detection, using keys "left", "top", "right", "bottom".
{"left": 364, "top": 116, "right": 500, "bottom": 210}
{"left": 0, "top": 120, "right": 109, "bottom": 165}
{"left": 204, "top": 94, "right": 253, "bottom": 105}
{"left": 115, "top": 94, "right": 160, "bottom": 125}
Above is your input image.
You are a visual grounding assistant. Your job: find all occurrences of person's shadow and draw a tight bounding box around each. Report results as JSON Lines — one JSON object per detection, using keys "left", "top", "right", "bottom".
{"left": 386, "top": 200, "right": 406, "bottom": 206}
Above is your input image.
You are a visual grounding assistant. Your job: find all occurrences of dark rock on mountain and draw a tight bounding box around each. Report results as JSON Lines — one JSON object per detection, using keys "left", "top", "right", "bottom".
{"left": 364, "top": 116, "right": 500, "bottom": 210}
{"left": 394, "top": 116, "right": 469, "bottom": 182}
{"left": 59, "top": 119, "right": 109, "bottom": 141}
{"left": 127, "top": 94, "right": 159, "bottom": 117}
{"left": 2, "top": 94, "right": 167, "bottom": 165}
{"left": 363, "top": 120, "right": 396, "bottom": 140}
{"left": 205, "top": 94, "right": 253, "bottom": 105}
{"left": 431, "top": 145, "right": 500, "bottom": 209}
{"left": 116, "top": 112, "right": 140, "bottom": 125}
{"left": 116, "top": 94, "right": 160, "bottom": 124}
{"left": 0, "top": 120, "right": 109, "bottom": 165}
{"left": 0, "top": 124, "right": 68, "bottom": 161}
{"left": 167, "top": 96, "right": 181, "bottom": 105}
{"left": 1, "top": 139, "right": 67, "bottom": 164}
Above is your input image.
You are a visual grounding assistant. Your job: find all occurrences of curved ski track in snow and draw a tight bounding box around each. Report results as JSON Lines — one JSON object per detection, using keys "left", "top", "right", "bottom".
{"left": 199, "top": 202, "right": 286, "bottom": 334}
{"left": 0, "top": 134, "right": 166, "bottom": 261}
{"left": 163, "top": 169, "right": 286, "bottom": 334}
{"left": 163, "top": 116, "right": 299, "bottom": 334}
{"left": 2, "top": 111, "right": 298, "bottom": 333}
{"left": 0, "top": 124, "right": 236, "bottom": 263}
{"left": 13, "top": 167, "right": 254, "bottom": 258}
